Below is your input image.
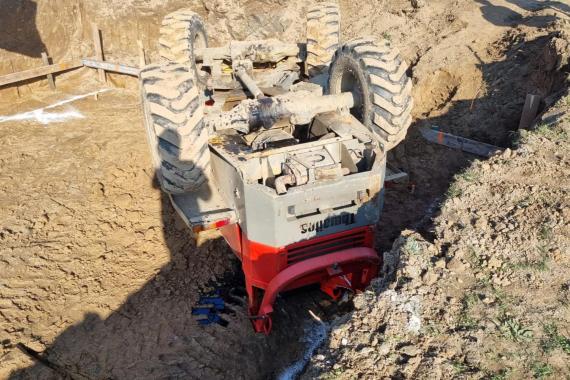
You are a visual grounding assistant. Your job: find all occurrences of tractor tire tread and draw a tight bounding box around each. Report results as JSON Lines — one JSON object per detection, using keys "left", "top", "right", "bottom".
{"left": 140, "top": 63, "right": 209, "bottom": 193}
{"left": 306, "top": 2, "right": 340, "bottom": 77}
{"left": 328, "top": 39, "right": 413, "bottom": 151}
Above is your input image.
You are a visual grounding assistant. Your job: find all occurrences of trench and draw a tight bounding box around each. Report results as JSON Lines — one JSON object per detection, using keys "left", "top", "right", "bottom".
{"left": 3, "top": 1, "right": 568, "bottom": 379}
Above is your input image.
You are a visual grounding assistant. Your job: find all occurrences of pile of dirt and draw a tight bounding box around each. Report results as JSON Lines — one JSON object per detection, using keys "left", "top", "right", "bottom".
{"left": 303, "top": 93, "right": 570, "bottom": 379}
{"left": 369, "top": 4, "right": 570, "bottom": 251}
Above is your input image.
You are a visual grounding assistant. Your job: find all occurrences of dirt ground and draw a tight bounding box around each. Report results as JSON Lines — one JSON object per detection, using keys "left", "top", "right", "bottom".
{"left": 0, "top": 75, "right": 346, "bottom": 378}
{"left": 1, "top": 0, "right": 569, "bottom": 379}
{"left": 303, "top": 95, "right": 570, "bottom": 379}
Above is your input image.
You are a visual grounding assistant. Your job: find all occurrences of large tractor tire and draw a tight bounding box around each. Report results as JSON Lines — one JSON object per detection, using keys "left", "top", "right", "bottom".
{"left": 140, "top": 63, "right": 210, "bottom": 194}
{"left": 159, "top": 9, "right": 209, "bottom": 88}
{"left": 306, "top": 2, "right": 340, "bottom": 77}
{"left": 328, "top": 38, "right": 413, "bottom": 151}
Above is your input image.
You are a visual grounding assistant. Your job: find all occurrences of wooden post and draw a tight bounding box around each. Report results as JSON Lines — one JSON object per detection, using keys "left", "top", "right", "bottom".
{"left": 41, "top": 52, "right": 56, "bottom": 90}
{"left": 9, "top": 60, "right": 20, "bottom": 98}
{"left": 137, "top": 40, "right": 147, "bottom": 67}
{"left": 91, "top": 23, "right": 106, "bottom": 83}
{"left": 518, "top": 94, "right": 541, "bottom": 129}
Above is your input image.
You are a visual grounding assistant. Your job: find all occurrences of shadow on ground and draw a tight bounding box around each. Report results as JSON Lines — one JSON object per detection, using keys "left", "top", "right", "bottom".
{"left": 475, "top": 0, "right": 559, "bottom": 28}
{"left": 0, "top": 0, "right": 47, "bottom": 58}
{"left": 9, "top": 160, "right": 322, "bottom": 378}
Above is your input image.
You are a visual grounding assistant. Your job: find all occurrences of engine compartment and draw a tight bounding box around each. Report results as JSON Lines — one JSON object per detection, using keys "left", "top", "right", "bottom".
{"left": 210, "top": 111, "right": 380, "bottom": 195}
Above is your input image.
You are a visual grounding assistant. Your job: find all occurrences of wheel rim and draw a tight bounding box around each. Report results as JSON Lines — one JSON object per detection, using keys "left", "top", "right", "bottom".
{"left": 193, "top": 30, "right": 208, "bottom": 82}
{"left": 330, "top": 57, "right": 366, "bottom": 124}
{"left": 340, "top": 69, "right": 365, "bottom": 122}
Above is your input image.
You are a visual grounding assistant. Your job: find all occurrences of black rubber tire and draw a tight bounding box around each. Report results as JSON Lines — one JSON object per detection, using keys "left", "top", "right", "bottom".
{"left": 140, "top": 63, "right": 210, "bottom": 194}
{"left": 306, "top": 2, "right": 340, "bottom": 77}
{"left": 159, "top": 9, "right": 209, "bottom": 88}
{"left": 328, "top": 38, "right": 413, "bottom": 151}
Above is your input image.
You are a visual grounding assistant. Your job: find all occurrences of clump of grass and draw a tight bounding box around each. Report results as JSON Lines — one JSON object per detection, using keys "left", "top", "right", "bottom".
{"left": 457, "top": 293, "right": 480, "bottom": 330}
{"left": 403, "top": 236, "right": 422, "bottom": 255}
{"left": 467, "top": 246, "right": 483, "bottom": 269}
{"left": 462, "top": 293, "right": 480, "bottom": 309}
{"left": 507, "top": 256, "right": 549, "bottom": 272}
{"left": 497, "top": 317, "right": 533, "bottom": 342}
{"left": 458, "top": 314, "right": 479, "bottom": 330}
{"left": 457, "top": 168, "right": 480, "bottom": 182}
{"left": 446, "top": 182, "right": 462, "bottom": 198}
{"left": 539, "top": 225, "right": 553, "bottom": 241}
{"left": 489, "top": 369, "right": 510, "bottom": 380}
{"left": 532, "top": 362, "right": 553, "bottom": 379}
{"left": 381, "top": 31, "right": 392, "bottom": 41}
{"left": 511, "top": 129, "right": 529, "bottom": 148}
{"left": 322, "top": 367, "right": 345, "bottom": 379}
{"left": 535, "top": 123, "right": 568, "bottom": 142}
{"left": 451, "top": 360, "right": 469, "bottom": 374}
{"left": 542, "top": 323, "right": 570, "bottom": 354}
{"left": 423, "top": 322, "right": 441, "bottom": 336}
{"left": 446, "top": 168, "right": 480, "bottom": 198}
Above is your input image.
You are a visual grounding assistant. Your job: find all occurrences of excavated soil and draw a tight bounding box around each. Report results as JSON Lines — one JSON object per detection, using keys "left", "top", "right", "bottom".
{"left": 303, "top": 96, "right": 570, "bottom": 379}
{"left": 1, "top": 0, "right": 569, "bottom": 379}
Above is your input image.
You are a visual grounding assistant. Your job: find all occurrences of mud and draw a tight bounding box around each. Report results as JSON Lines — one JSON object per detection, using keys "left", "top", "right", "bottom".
{"left": 1, "top": 0, "right": 570, "bottom": 379}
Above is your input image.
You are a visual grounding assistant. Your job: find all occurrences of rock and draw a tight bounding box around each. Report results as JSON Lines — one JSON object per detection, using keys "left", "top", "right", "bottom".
{"left": 434, "top": 258, "right": 446, "bottom": 269}
{"left": 353, "top": 296, "right": 368, "bottom": 310}
{"left": 447, "top": 257, "right": 467, "bottom": 273}
{"left": 411, "top": 0, "right": 426, "bottom": 8}
{"left": 488, "top": 256, "right": 503, "bottom": 269}
{"left": 378, "top": 343, "right": 391, "bottom": 355}
{"left": 341, "top": 338, "right": 348, "bottom": 346}
{"left": 371, "top": 335, "right": 379, "bottom": 347}
{"left": 400, "top": 345, "right": 420, "bottom": 357}
{"left": 422, "top": 269, "right": 439, "bottom": 285}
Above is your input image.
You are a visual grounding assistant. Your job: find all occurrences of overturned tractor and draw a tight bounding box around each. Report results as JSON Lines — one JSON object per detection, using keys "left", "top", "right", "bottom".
{"left": 140, "top": 3, "right": 413, "bottom": 334}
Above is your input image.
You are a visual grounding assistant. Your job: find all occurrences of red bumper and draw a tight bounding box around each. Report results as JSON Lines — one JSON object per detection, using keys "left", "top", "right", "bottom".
{"left": 220, "top": 225, "right": 380, "bottom": 334}
{"left": 253, "top": 247, "right": 379, "bottom": 333}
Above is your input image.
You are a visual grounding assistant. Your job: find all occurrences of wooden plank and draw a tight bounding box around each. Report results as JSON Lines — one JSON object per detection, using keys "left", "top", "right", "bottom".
{"left": 518, "top": 94, "right": 541, "bottom": 129}
{"left": 137, "top": 40, "right": 147, "bottom": 67}
{"left": 41, "top": 52, "right": 56, "bottom": 90}
{"left": 0, "top": 60, "right": 82, "bottom": 88}
{"left": 82, "top": 59, "right": 140, "bottom": 76}
{"left": 419, "top": 126, "right": 502, "bottom": 157}
{"left": 91, "top": 23, "right": 106, "bottom": 83}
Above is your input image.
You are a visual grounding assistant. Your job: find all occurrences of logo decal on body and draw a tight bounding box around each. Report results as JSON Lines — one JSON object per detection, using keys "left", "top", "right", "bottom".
{"left": 301, "top": 213, "right": 356, "bottom": 234}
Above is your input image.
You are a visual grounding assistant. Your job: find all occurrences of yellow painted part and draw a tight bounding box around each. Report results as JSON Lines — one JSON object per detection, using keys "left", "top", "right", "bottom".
{"left": 222, "top": 65, "right": 233, "bottom": 74}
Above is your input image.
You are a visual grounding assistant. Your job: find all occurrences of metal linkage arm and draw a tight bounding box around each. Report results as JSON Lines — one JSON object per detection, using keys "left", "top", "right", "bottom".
{"left": 196, "top": 39, "right": 302, "bottom": 63}
{"left": 204, "top": 91, "right": 355, "bottom": 133}
{"left": 235, "top": 67, "right": 264, "bottom": 99}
